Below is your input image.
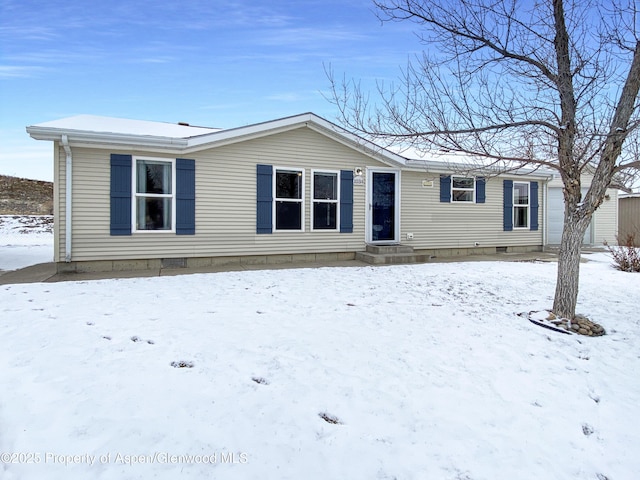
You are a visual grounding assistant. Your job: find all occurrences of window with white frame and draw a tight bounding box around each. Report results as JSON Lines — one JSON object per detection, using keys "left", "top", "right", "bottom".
{"left": 134, "top": 157, "right": 174, "bottom": 231}
{"left": 451, "top": 176, "right": 475, "bottom": 202}
{"left": 274, "top": 168, "right": 304, "bottom": 231}
{"left": 513, "top": 182, "right": 530, "bottom": 228}
{"left": 312, "top": 170, "right": 339, "bottom": 230}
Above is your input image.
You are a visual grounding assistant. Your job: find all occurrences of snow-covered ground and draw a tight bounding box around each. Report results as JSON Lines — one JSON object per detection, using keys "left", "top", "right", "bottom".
{"left": 0, "top": 218, "right": 638, "bottom": 480}
{"left": 0, "top": 215, "right": 53, "bottom": 271}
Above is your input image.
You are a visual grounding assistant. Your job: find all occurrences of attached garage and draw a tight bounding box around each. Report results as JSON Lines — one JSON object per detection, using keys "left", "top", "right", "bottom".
{"left": 545, "top": 177, "right": 618, "bottom": 247}
{"left": 546, "top": 187, "right": 593, "bottom": 245}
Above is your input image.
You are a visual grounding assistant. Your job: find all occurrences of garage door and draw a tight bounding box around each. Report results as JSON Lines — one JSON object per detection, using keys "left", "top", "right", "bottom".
{"left": 547, "top": 187, "right": 592, "bottom": 244}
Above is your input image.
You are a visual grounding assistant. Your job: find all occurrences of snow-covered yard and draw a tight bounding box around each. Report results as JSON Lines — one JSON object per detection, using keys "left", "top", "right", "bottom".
{"left": 0, "top": 216, "right": 638, "bottom": 479}
{"left": 0, "top": 215, "right": 53, "bottom": 271}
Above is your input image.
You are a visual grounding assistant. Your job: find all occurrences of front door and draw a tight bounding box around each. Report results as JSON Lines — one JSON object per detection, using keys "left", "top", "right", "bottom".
{"left": 368, "top": 169, "right": 400, "bottom": 243}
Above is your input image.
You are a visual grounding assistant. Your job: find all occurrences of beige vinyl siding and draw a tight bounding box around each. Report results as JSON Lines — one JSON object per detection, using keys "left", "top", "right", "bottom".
{"left": 61, "top": 127, "right": 388, "bottom": 262}
{"left": 592, "top": 189, "right": 618, "bottom": 245}
{"left": 400, "top": 173, "right": 543, "bottom": 249}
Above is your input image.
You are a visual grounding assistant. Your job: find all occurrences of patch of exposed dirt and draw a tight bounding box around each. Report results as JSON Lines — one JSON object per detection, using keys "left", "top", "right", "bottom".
{"left": 0, "top": 175, "right": 53, "bottom": 215}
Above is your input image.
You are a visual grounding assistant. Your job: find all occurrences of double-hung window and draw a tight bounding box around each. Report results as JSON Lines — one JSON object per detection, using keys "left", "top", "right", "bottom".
{"left": 274, "top": 168, "right": 304, "bottom": 231}
{"left": 451, "top": 176, "right": 475, "bottom": 202}
{"left": 513, "top": 182, "right": 530, "bottom": 228}
{"left": 312, "top": 170, "right": 339, "bottom": 230}
{"left": 257, "top": 164, "right": 353, "bottom": 235}
{"left": 134, "top": 157, "right": 175, "bottom": 231}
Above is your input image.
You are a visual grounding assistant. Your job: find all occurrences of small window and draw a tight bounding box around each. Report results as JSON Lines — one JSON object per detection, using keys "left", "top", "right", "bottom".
{"left": 513, "top": 182, "right": 529, "bottom": 228}
{"left": 134, "top": 158, "right": 174, "bottom": 231}
{"left": 452, "top": 176, "right": 475, "bottom": 202}
{"left": 312, "top": 171, "right": 339, "bottom": 230}
{"left": 274, "top": 168, "right": 304, "bottom": 231}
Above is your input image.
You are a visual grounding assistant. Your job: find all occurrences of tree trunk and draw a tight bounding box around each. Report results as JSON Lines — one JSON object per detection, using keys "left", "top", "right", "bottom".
{"left": 553, "top": 41, "right": 640, "bottom": 320}
{"left": 552, "top": 211, "right": 592, "bottom": 319}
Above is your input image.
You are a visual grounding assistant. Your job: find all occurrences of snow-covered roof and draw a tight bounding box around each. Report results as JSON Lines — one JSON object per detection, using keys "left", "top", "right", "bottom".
{"left": 30, "top": 114, "right": 221, "bottom": 138}
{"left": 400, "top": 149, "right": 555, "bottom": 178}
{"left": 25, "top": 113, "right": 553, "bottom": 177}
{"left": 26, "top": 113, "right": 408, "bottom": 168}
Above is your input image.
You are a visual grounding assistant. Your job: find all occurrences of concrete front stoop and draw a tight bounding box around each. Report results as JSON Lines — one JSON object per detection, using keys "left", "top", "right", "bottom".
{"left": 355, "top": 245, "right": 435, "bottom": 265}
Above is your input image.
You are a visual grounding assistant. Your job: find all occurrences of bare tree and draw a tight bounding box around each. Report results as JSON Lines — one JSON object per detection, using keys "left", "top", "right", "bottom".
{"left": 328, "top": 0, "right": 640, "bottom": 320}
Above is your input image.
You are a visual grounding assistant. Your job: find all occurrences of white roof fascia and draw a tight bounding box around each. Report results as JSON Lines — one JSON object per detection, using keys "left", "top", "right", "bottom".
{"left": 28, "top": 114, "right": 219, "bottom": 137}
{"left": 405, "top": 158, "right": 555, "bottom": 179}
{"left": 26, "top": 113, "right": 559, "bottom": 178}
{"left": 182, "top": 113, "right": 318, "bottom": 151}
{"left": 27, "top": 126, "right": 189, "bottom": 150}
{"left": 303, "top": 115, "right": 407, "bottom": 168}
{"left": 27, "top": 114, "right": 220, "bottom": 151}
{"left": 26, "top": 112, "right": 406, "bottom": 167}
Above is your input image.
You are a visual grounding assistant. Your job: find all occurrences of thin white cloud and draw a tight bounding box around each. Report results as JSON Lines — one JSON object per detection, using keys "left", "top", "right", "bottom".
{"left": 3, "top": 50, "right": 104, "bottom": 65}
{"left": 198, "top": 1, "right": 295, "bottom": 29}
{"left": 0, "top": 65, "right": 45, "bottom": 79}
{"left": 259, "top": 26, "right": 368, "bottom": 47}
{"left": 265, "top": 92, "right": 304, "bottom": 102}
{"left": 136, "top": 56, "right": 177, "bottom": 64}
{"left": 0, "top": 25, "right": 58, "bottom": 41}
{"left": 199, "top": 102, "right": 253, "bottom": 111}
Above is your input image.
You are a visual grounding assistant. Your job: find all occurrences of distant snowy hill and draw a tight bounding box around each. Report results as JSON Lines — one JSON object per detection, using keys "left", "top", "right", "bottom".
{"left": 0, "top": 175, "right": 53, "bottom": 215}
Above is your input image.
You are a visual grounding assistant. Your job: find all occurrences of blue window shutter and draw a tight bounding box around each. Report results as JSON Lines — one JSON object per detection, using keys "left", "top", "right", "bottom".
{"left": 340, "top": 170, "right": 354, "bottom": 233}
{"left": 440, "top": 175, "right": 451, "bottom": 202}
{"left": 256, "top": 164, "right": 273, "bottom": 234}
{"left": 476, "top": 177, "right": 486, "bottom": 203}
{"left": 503, "top": 180, "right": 513, "bottom": 231}
{"left": 176, "top": 158, "right": 196, "bottom": 235}
{"left": 110, "top": 154, "right": 132, "bottom": 236}
{"left": 530, "top": 181, "right": 539, "bottom": 231}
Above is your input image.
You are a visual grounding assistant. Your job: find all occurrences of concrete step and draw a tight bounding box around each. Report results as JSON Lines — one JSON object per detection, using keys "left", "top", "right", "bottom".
{"left": 365, "top": 244, "right": 414, "bottom": 255}
{"left": 355, "top": 251, "right": 435, "bottom": 265}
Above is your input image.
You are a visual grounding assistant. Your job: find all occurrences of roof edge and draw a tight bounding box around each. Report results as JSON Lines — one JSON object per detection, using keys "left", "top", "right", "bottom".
{"left": 25, "top": 112, "right": 407, "bottom": 166}
{"left": 184, "top": 112, "right": 407, "bottom": 167}
{"left": 405, "top": 158, "right": 556, "bottom": 179}
{"left": 26, "top": 125, "right": 189, "bottom": 149}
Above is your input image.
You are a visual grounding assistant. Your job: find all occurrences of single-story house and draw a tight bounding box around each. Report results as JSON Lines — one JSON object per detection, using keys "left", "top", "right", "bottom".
{"left": 26, "top": 113, "right": 618, "bottom": 273}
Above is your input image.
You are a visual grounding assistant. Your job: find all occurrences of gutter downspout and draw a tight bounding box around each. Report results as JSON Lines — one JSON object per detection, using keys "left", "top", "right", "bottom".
{"left": 61, "top": 135, "right": 72, "bottom": 262}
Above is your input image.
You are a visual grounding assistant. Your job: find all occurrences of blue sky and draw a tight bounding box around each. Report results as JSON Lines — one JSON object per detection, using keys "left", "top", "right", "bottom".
{"left": 0, "top": 0, "right": 417, "bottom": 181}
